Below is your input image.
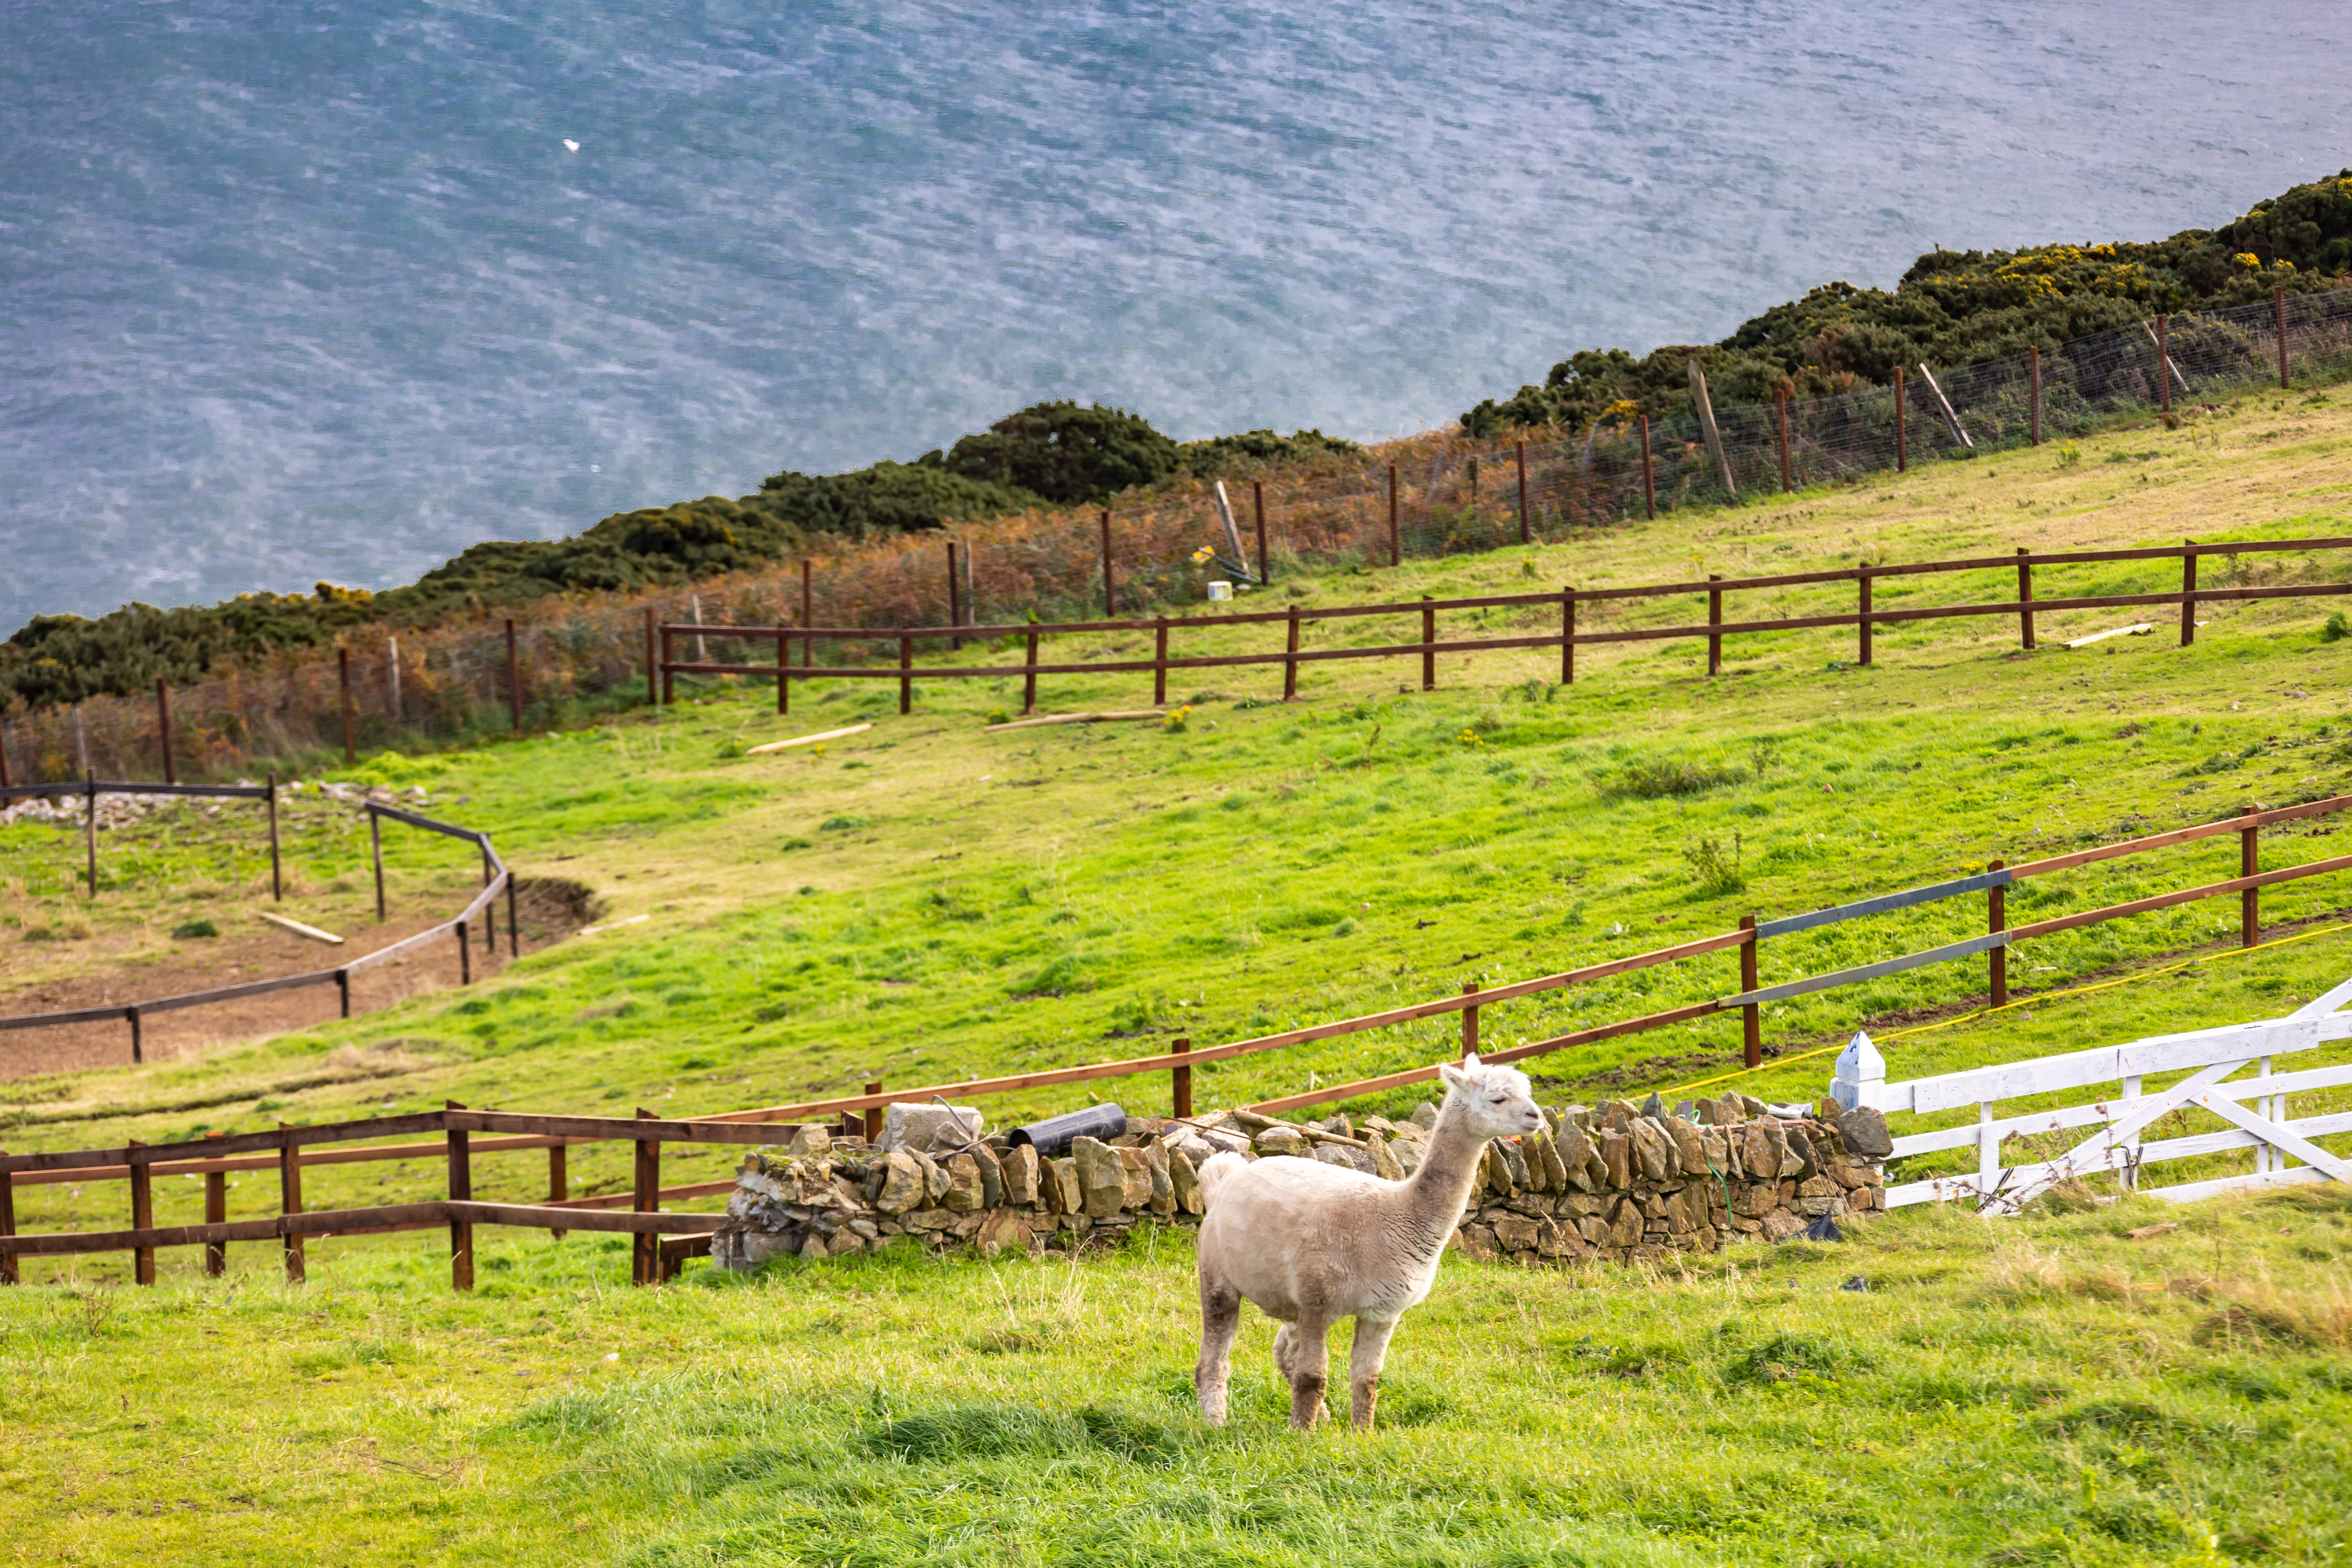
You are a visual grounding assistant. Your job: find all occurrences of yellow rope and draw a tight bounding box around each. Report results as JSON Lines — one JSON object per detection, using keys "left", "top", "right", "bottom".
{"left": 1653, "top": 921, "right": 2352, "bottom": 1098}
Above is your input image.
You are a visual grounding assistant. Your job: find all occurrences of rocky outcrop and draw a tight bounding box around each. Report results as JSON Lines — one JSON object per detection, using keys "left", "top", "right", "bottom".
{"left": 710, "top": 1096, "right": 1885, "bottom": 1270}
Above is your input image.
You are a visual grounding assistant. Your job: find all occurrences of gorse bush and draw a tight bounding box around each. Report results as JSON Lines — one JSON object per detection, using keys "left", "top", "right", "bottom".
{"left": 1459, "top": 169, "right": 2352, "bottom": 437}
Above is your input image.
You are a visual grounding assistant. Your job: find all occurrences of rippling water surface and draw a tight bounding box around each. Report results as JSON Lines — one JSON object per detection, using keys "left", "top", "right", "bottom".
{"left": 3, "top": 0, "right": 2346, "bottom": 627}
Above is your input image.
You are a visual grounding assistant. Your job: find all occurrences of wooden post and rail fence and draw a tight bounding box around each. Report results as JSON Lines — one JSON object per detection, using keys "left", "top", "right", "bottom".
{"left": 10, "top": 790, "right": 2352, "bottom": 1288}
{"left": 654, "top": 535, "right": 2352, "bottom": 715}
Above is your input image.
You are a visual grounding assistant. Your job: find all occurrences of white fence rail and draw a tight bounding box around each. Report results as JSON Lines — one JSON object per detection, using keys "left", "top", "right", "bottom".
{"left": 1830, "top": 973, "right": 2352, "bottom": 1212}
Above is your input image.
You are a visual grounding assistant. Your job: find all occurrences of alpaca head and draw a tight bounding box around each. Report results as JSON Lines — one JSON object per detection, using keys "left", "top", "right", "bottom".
{"left": 1435, "top": 1054, "right": 1544, "bottom": 1141}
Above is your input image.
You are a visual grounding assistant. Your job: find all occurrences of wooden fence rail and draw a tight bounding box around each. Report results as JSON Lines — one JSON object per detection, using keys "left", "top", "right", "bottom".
{"left": 10, "top": 793, "right": 2352, "bottom": 1290}
{"left": 655, "top": 535, "right": 2352, "bottom": 714}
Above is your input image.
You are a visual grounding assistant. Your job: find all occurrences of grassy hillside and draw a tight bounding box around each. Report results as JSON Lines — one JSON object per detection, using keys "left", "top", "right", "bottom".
{"left": 4, "top": 388, "right": 2352, "bottom": 1565}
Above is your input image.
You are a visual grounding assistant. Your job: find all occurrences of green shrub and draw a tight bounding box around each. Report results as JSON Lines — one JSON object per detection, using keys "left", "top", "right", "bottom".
{"left": 1600, "top": 758, "right": 1744, "bottom": 799}
{"left": 171, "top": 918, "right": 220, "bottom": 940}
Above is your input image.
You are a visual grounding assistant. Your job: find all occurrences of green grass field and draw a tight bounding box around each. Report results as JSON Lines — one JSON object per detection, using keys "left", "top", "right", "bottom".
{"left": 5, "top": 389, "right": 2352, "bottom": 1565}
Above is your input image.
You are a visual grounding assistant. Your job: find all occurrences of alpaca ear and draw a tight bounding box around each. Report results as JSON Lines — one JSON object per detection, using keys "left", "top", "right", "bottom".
{"left": 1461, "top": 1052, "right": 1483, "bottom": 1070}
{"left": 1437, "top": 1060, "right": 1469, "bottom": 1091}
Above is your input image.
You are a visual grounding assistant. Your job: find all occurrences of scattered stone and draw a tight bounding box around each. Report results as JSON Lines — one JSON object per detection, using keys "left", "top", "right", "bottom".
{"left": 1253, "top": 1125, "right": 1311, "bottom": 1158}
{"left": 1409, "top": 1102, "right": 1439, "bottom": 1130}
{"left": 785, "top": 1124, "right": 832, "bottom": 1160}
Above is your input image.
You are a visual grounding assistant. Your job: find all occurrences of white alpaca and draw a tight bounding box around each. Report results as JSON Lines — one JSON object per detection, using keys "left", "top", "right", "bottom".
{"left": 1193, "top": 1054, "right": 1544, "bottom": 1430}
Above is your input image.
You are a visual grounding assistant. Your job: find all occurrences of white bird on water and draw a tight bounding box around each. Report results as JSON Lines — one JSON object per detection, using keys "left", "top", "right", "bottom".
{"left": 563, "top": 139, "right": 580, "bottom": 153}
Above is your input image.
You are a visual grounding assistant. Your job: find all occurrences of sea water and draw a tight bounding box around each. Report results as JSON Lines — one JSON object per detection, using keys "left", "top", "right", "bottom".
{"left": 3, "top": 0, "right": 2346, "bottom": 628}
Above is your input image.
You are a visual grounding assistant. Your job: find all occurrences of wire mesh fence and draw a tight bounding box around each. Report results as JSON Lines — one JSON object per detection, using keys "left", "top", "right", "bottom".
{"left": 6, "top": 286, "right": 2350, "bottom": 787}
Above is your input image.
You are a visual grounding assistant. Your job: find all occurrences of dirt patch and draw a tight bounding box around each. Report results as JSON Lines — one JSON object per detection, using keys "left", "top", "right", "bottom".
{"left": 0, "top": 876, "right": 604, "bottom": 1080}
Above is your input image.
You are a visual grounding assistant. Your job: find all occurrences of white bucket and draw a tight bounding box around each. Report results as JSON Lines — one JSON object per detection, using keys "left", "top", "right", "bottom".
{"left": 1206, "top": 581, "right": 1233, "bottom": 601}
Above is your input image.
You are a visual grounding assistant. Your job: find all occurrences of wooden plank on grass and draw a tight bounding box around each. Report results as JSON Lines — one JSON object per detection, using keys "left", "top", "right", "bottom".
{"left": 746, "top": 723, "right": 872, "bottom": 754}
{"left": 258, "top": 911, "right": 345, "bottom": 945}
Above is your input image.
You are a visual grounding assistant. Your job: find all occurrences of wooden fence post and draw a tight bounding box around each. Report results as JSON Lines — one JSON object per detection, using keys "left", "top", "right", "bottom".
{"left": 0, "top": 726, "right": 9, "bottom": 790}
{"left": 660, "top": 624, "right": 675, "bottom": 706}
{"left": 1639, "top": 415, "right": 1656, "bottom": 520}
{"left": 1022, "top": 632, "right": 1039, "bottom": 715}
{"left": 203, "top": 1133, "right": 226, "bottom": 1277}
{"left": 1421, "top": 597, "right": 1436, "bottom": 691}
{"left": 129, "top": 1138, "right": 154, "bottom": 1286}
{"left": 1707, "top": 575, "right": 1724, "bottom": 676}
{"left": 279, "top": 1123, "right": 305, "bottom": 1285}
{"left": 368, "top": 803, "right": 384, "bottom": 921}
{"left": 1988, "top": 860, "right": 2007, "bottom": 1007}
{"left": 1254, "top": 480, "right": 1270, "bottom": 585}
{"left": 457, "top": 920, "right": 472, "bottom": 985}
{"left": 2276, "top": 285, "right": 2290, "bottom": 388}
{"left": 0, "top": 1161, "right": 14, "bottom": 1285}
{"left": 85, "top": 773, "right": 97, "bottom": 896}
{"left": 633, "top": 1109, "right": 660, "bottom": 1287}
{"left": 507, "top": 873, "right": 519, "bottom": 959}
{"left": 801, "top": 559, "right": 814, "bottom": 664}
{"left": 445, "top": 1100, "right": 472, "bottom": 1292}
{"left": 1283, "top": 606, "right": 1301, "bottom": 702}
{"left": 644, "top": 606, "right": 658, "bottom": 706}
{"left": 1154, "top": 617, "right": 1169, "bottom": 708}
{"left": 1857, "top": 567, "right": 1873, "bottom": 666}
{"left": 864, "top": 1081, "right": 884, "bottom": 1143}
{"left": 1740, "top": 915, "right": 1760, "bottom": 1070}
{"left": 506, "top": 619, "right": 523, "bottom": 735}
{"left": 947, "top": 542, "right": 963, "bottom": 650}
{"left": 548, "top": 1143, "right": 568, "bottom": 1241}
{"left": 338, "top": 647, "right": 356, "bottom": 764}
{"left": 1171, "top": 1038, "right": 1192, "bottom": 1119}
{"left": 1560, "top": 588, "right": 1575, "bottom": 685}
{"left": 1460, "top": 981, "right": 1479, "bottom": 1059}
{"left": 2029, "top": 345, "right": 2042, "bottom": 446}
{"left": 1515, "top": 440, "right": 1530, "bottom": 544}
{"left": 1387, "top": 465, "right": 1400, "bottom": 566}
{"left": 2016, "top": 548, "right": 2035, "bottom": 650}
{"left": 898, "top": 634, "right": 913, "bottom": 715}
{"left": 776, "top": 624, "right": 788, "bottom": 716}
{"left": 2156, "top": 314, "right": 2171, "bottom": 414}
{"left": 127, "top": 1006, "right": 141, "bottom": 1065}
{"left": 2241, "top": 805, "right": 2260, "bottom": 948}
{"left": 267, "top": 772, "right": 283, "bottom": 903}
{"left": 1894, "top": 367, "right": 1907, "bottom": 472}
{"left": 1100, "top": 512, "right": 1116, "bottom": 615}
{"left": 335, "top": 969, "right": 350, "bottom": 1018}
{"left": 1776, "top": 388, "right": 1792, "bottom": 493}
{"left": 2180, "top": 541, "right": 2198, "bottom": 646}
{"left": 156, "top": 678, "right": 176, "bottom": 786}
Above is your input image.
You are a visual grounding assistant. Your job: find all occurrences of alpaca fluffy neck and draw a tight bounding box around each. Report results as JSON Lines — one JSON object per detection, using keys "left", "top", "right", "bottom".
{"left": 1391, "top": 1099, "right": 1491, "bottom": 1243}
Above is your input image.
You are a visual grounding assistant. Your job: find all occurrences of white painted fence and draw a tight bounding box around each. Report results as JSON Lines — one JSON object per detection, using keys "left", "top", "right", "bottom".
{"left": 1829, "top": 972, "right": 2352, "bottom": 1212}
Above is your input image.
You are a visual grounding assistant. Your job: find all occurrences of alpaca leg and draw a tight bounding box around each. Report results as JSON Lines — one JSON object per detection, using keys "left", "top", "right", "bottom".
{"left": 1271, "top": 1322, "right": 1295, "bottom": 1380}
{"left": 1196, "top": 1276, "right": 1242, "bottom": 1427}
{"left": 1348, "top": 1315, "right": 1401, "bottom": 1431}
{"left": 1285, "top": 1317, "right": 1333, "bottom": 1430}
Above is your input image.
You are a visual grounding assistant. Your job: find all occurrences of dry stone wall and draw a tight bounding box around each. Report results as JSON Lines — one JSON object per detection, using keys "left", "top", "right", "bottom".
{"left": 710, "top": 1091, "right": 1890, "bottom": 1270}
